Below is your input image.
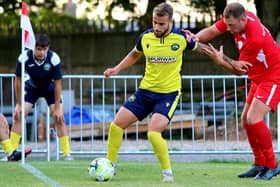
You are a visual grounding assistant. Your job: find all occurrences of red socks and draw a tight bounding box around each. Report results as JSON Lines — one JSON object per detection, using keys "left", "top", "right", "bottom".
{"left": 243, "top": 123, "right": 265, "bottom": 166}
{"left": 245, "top": 121, "right": 277, "bottom": 169}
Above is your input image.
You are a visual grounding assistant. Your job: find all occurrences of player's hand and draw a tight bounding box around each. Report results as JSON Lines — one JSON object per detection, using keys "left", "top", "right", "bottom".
{"left": 231, "top": 60, "right": 252, "bottom": 73}
{"left": 202, "top": 44, "right": 252, "bottom": 74}
{"left": 53, "top": 105, "right": 64, "bottom": 124}
{"left": 104, "top": 67, "right": 119, "bottom": 78}
{"left": 182, "top": 29, "right": 199, "bottom": 41}
{"left": 201, "top": 43, "right": 224, "bottom": 64}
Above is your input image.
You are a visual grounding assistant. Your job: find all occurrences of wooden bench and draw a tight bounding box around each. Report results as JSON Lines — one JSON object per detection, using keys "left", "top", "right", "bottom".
{"left": 69, "top": 114, "right": 208, "bottom": 139}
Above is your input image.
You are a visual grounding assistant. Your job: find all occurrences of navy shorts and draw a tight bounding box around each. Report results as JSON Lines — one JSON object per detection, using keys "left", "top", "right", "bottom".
{"left": 123, "top": 89, "right": 181, "bottom": 121}
{"left": 25, "top": 80, "right": 56, "bottom": 105}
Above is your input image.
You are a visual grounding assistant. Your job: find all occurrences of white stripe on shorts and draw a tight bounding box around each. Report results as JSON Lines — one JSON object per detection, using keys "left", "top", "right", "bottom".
{"left": 266, "top": 84, "right": 277, "bottom": 106}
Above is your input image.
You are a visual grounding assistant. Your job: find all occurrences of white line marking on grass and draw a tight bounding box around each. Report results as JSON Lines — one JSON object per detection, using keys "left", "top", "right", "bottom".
{"left": 32, "top": 166, "right": 83, "bottom": 169}
{"left": 20, "top": 163, "right": 64, "bottom": 187}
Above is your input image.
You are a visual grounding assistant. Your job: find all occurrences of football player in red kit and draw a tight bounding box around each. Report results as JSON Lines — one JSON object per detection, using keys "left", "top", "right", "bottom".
{"left": 195, "top": 2, "right": 280, "bottom": 180}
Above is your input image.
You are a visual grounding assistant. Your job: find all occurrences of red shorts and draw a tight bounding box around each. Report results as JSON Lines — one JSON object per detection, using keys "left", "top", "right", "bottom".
{"left": 246, "top": 80, "right": 280, "bottom": 111}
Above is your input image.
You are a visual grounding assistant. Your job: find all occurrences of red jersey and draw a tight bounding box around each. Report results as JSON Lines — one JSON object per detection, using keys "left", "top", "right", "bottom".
{"left": 215, "top": 11, "right": 280, "bottom": 83}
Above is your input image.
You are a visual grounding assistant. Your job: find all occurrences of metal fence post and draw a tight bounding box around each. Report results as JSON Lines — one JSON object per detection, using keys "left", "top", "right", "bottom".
{"left": 46, "top": 107, "right": 50, "bottom": 161}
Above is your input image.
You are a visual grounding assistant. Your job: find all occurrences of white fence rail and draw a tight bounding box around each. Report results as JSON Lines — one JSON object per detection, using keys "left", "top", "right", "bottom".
{"left": 0, "top": 74, "right": 279, "bottom": 159}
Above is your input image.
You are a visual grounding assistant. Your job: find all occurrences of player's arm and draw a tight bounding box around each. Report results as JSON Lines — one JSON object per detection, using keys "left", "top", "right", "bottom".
{"left": 104, "top": 48, "right": 143, "bottom": 78}
{"left": 183, "top": 24, "right": 222, "bottom": 43}
{"left": 14, "top": 51, "right": 27, "bottom": 120}
{"left": 14, "top": 54, "right": 24, "bottom": 107}
{"left": 49, "top": 52, "right": 64, "bottom": 123}
{"left": 196, "top": 42, "right": 236, "bottom": 67}
{"left": 200, "top": 43, "right": 252, "bottom": 75}
{"left": 195, "top": 42, "right": 240, "bottom": 74}
{"left": 53, "top": 79, "right": 64, "bottom": 123}
{"left": 54, "top": 79, "right": 62, "bottom": 108}
{"left": 196, "top": 24, "right": 222, "bottom": 42}
{"left": 184, "top": 30, "right": 249, "bottom": 75}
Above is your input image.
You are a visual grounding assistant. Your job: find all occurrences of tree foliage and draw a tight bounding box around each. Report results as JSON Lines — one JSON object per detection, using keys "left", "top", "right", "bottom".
{"left": 0, "top": 0, "right": 77, "bottom": 33}
{"left": 0, "top": 0, "right": 56, "bottom": 14}
{"left": 1, "top": 0, "right": 277, "bottom": 35}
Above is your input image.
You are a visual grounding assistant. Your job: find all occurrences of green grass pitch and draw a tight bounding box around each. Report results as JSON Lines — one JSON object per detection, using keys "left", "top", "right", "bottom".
{"left": 0, "top": 160, "right": 279, "bottom": 187}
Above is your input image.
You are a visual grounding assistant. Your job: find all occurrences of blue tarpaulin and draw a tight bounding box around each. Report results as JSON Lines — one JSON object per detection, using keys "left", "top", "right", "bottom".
{"left": 64, "top": 106, "right": 101, "bottom": 125}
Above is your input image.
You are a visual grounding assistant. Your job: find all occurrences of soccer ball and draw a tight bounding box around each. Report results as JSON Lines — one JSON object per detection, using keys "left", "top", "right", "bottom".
{"left": 88, "top": 157, "right": 114, "bottom": 181}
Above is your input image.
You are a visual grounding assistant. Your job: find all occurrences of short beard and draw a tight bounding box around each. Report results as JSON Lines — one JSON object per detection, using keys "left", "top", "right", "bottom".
{"left": 155, "top": 30, "right": 167, "bottom": 37}
{"left": 154, "top": 23, "right": 171, "bottom": 37}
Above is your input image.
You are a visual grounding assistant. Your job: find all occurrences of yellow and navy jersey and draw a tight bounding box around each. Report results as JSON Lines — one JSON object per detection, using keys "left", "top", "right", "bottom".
{"left": 135, "top": 28, "right": 197, "bottom": 93}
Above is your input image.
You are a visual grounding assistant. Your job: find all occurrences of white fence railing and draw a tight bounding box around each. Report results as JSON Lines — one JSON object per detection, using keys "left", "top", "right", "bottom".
{"left": 0, "top": 74, "right": 279, "bottom": 160}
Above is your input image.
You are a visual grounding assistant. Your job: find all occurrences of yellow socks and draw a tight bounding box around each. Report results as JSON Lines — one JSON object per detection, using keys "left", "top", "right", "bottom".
{"left": 10, "top": 131, "right": 21, "bottom": 150}
{"left": 148, "top": 131, "right": 171, "bottom": 170}
{"left": 107, "top": 122, "right": 123, "bottom": 163}
{"left": 59, "top": 136, "right": 70, "bottom": 156}
{"left": 1, "top": 139, "right": 14, "bottom": 155}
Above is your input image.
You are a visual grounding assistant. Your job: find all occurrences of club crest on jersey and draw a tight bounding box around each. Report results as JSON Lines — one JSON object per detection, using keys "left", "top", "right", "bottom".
{"left": 43, "top": 63, "right": 51, "bottom": 71}
{"left": 171, "top": 43, "right": 179, "bottom": 51}
{"left": 128, "top": 95, "right": 136, "bottom": 102}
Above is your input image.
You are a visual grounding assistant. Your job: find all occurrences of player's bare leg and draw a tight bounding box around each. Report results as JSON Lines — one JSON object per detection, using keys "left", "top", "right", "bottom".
{"left": 50, "top": 103, "right": 73, "bottom": 160}
{"left": 11, "top": 103, "right": 33, "bottom": 148}
{"left": 9, "top": 103, "right": 33, "bottom": 158}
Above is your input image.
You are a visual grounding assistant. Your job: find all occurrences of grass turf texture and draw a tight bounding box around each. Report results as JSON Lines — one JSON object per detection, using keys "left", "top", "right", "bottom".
{"left": 0, "top": 160, "right": 279, "bottom": 187}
